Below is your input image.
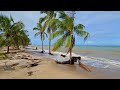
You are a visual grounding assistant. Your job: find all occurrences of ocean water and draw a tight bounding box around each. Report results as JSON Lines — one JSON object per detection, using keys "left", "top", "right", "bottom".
{"left": 27, "top": 45, "right": 120, "bottom": 69}
{"left": 73, "top": 45, "right": 120, "bottom": 60}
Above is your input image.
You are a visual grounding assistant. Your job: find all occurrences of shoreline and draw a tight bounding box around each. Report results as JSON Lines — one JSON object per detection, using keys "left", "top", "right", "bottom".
{"left": 26, "top": 45, "right": 120, "bottom": 69}
{"left": 0, "top": 47, "right": 120, "bottom": 79}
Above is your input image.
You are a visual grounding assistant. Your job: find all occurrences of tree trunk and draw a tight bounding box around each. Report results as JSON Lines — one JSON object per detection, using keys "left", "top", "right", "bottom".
{"left": 7, "top": 46, "right": 9, "bottom": 53}
{"left": 49, "top": 39, "right": 51, "bottom": 54}
{"left": 42, "top": 39, "right": 44, "bottom": 52}
{"left": 16, "top": 43, "right": 19, "bottom": 50}
{"left": 49, "top": 31, "right": 51, "bottom": 54}
{"left": 70, "top": 48, "right": 72, "bottom": 64}
{"left": 16, "top": 41, "right": 19, "bottom": 50}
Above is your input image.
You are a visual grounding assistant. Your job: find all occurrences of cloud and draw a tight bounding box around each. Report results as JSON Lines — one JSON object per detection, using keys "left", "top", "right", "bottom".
{"left": 75, "top": 11, "right": 120, "bottom": 26}
{"left": 0, "top": 11, "right": 120, "bottom": 45}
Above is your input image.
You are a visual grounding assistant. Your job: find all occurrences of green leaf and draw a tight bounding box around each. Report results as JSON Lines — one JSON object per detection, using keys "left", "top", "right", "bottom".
{"left": 74, "top": 24, "right": 85, "bottom": 31}
{"left": 33, "top": 27, "right": 39, "bottom": 31}
{"left": 84, "top": 32, "right": 89, "bottom": 41}
{"left": 65, "top": 35, "right": 72, "bottom": 47}
{"left": 39, "top": 16, "right": 48, "bottom": 23}
{"left": 43, "top": 32, "right": 48, "bottom": 38}
{"left": 49, "top": 29, "right": 64, "bottom": 40}
{"left": 34, "top": 32, "right": 40, "bottom": 37}
{"left": 10, "top": 15, "right": 14, "bottom": 23}
{"left": 52, "top": 34, "right": 67, "bottom": 51}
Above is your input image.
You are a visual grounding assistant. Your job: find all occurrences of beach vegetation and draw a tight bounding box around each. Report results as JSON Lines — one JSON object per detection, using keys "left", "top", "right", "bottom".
{"left": 0, "top": 14, "right": 30, "bottom": 53}
{"left": 50, "top": 11, "right": 89, "bottom": 64}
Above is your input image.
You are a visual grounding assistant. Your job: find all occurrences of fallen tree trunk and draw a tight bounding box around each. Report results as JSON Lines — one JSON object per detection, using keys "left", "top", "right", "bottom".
{"left": 55, "top": 56, "right": 92, "bottom": 72}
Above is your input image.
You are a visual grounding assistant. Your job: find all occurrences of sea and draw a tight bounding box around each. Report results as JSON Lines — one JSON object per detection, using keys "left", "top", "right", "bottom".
{"left": 26, "top": 45, "right": 120, "bottom": 70}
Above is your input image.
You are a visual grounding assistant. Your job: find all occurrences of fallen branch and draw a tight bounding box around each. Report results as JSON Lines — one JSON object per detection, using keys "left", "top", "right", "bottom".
{"left": 79, "top": 62, "right": 92, "bottom": 72}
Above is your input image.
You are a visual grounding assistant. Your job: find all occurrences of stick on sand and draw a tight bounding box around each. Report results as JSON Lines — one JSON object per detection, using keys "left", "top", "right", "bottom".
{"left": 79, "top": 62, "right": 92, "bottom": 72}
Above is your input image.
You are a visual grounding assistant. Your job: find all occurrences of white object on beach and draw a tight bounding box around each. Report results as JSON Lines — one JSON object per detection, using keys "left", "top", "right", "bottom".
{"left": 55, "top": 53, "right": 69, "bottom": 62}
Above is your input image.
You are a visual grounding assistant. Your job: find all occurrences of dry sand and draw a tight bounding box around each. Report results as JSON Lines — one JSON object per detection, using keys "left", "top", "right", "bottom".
{"left": 0, "top": 48, "right": 120, "bottom": 79}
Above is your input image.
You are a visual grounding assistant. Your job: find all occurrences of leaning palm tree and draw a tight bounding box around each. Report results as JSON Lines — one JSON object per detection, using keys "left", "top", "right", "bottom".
{"left": 40, "top": 11, "right": 57, "bottom": 55}
{"left": 33, "top": 21, "right": 48, "bottom": 53}
{"left": 50, "top": 11, "right": 89, "bottom": 64}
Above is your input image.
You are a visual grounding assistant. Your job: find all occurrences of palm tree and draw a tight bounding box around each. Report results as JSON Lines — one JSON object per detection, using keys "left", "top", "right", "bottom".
{"left": 11, "top": 21, "right": 29, "bottom": 49}
{"left": 17, "top": 30, "right": 30, "bottom": 48}
{"left": 33, "top": 21, "right": 48, "bottom": 53}
{"left": 50, "top": 11, "right": 89, "bottom": 64}
{"left": 40, "top": 11, "right": 57, "bottom": 55}
{"left": 0, "top": 15, "right": 30, "bottom": 53}
{"left": 0, "top": 15, "right": 15, "bottom": 53}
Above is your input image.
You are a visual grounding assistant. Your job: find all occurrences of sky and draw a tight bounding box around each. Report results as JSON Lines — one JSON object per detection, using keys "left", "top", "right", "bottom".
{"left": 0, "top": 11, "right": 120, "bottom": 46}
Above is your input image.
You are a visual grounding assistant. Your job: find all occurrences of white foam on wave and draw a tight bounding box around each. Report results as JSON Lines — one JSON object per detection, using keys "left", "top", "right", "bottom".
{"left": 26, "top": 46, "right": 120, "bottom": 69}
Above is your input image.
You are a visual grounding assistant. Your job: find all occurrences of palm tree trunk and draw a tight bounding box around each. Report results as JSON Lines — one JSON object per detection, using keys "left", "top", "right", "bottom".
{"left": 49, "top": 31, "right": 51, "bottom": 54}
{"left": 69, "top": 48, "right": 72, "bottom": 64}
{"left": 42, "top": 39, "right": 44, "bottom": 52}
{"left": 16, "top": 42, "right": 19, "bottom": 50}
{"left": 7, "top": 46, "right": 9, "bottom": 53}
{"left": 49, "top": 39, "right": 51, "bottom": 54}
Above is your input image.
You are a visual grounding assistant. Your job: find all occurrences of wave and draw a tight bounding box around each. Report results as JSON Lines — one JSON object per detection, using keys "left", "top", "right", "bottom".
{"left": 26, "top": 46, "right": 120, "bottom": 69}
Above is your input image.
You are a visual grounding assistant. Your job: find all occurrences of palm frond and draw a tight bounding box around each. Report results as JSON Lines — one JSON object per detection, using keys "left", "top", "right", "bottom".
{"left": 42, "top": 20, "right": 50, "bottom": 32}
{"left": 75, "top": 29, "right": 89, "bottom": 41}
{"left": 40, "top": 11, "right": 48, "bottom": 14}
{"left": 48, "top": 18, "right": 61, "bottom": 30}
{"left": 59, "top": 11, "right": 68, "bottom": 19}
{"left": 43, "top": 32, "right": 48, "bottom": 38}
{"left": 39, "top": 16, "right": 48, "bottom": 23}
{"left": 65, "top": 35, "right": 72, "bottom": 47}
{"left": 49, "top": 29, "right": 64, "bottom": 40}
{"left": 52, "top": 34, "right": 67, "bottom": 51}
{"left": 33, "top": 27, "right": 39, "bottom": 31}
{"left": 34, "top": 32, "right": 40, "bottom": 37}
{"left": 10, "top": 15, "right": 14, "bottom": 23}
{"left": 37, "top": 22, "right": 42, "bottom": 29}
{"left": 74, "top": 24, "right": 85, "bottom": 31}
{"left": 84, "top": 32, "right": 89, "bottom": 41}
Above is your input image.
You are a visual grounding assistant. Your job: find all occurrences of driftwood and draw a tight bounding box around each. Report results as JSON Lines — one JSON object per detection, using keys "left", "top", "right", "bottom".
{"left": 40, "top": 50, "right": 45, "bottom": 53}
{"left": 61, "top": 54, "right": 66, "bottom": 57}
{"left": 27, "top": 71, "right": 33, "bottom": 76}
{"left": 29, "top": 62, "right": 39, "bottom": 67}
{"left": 56, "top": 56, "right": 81, "bottom": 64}
{"left": 49, "top": 52, "right": 54, "bottom": 55}
{"left": 21, "top": 57, "right": 41, "bottom": 60}
{"left": 55, "top": 56, "right": 92, "bottom": 72}
{"left": 79, "top": 62, "right": 92, "bottom": 72}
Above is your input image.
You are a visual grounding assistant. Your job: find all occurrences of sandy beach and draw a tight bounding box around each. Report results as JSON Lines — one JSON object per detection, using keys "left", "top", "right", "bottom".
{"left": 0, "top": 47, "right": 120, "bottom": 79}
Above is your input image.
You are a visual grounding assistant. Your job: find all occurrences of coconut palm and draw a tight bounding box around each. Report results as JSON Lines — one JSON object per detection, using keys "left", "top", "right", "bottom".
{"left": 16, "top": 30, "right": 30, "bottom": 48}
{"left": 0, "top": 15, "right": 15, "bottom": 53}
{"left": 33, "top": 21, "right": 48, "bottom": 53}
{"left": 11, "top": 21, "right": 30, "bottom": 49}
{"left": 0, "top": 15, "right": 30, "bottom": 53}
{"left": 50, "top": 11, "right": 89, "bottom": 64}
{"left": 40, "top": 11, "right": 57, "bottom": 55}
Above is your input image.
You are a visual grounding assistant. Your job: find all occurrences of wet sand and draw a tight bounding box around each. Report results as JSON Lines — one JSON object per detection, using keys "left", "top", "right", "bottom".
{"left": 0, "top": 48, "right": 120, "bottom": 79}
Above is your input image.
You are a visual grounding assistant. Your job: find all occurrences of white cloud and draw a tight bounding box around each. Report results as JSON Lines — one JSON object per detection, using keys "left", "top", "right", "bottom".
{"left": 75, "top": 11, "right": 120, "bottom": 26}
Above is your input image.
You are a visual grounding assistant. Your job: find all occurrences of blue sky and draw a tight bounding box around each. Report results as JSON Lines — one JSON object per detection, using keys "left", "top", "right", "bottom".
{"left": 0, "top": 11, "right": 120, "bottom": 46}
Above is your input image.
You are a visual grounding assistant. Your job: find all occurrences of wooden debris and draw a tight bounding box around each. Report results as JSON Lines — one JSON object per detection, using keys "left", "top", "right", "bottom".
{"left": 79, "top": 62, "right": 92, "bottom": 72}
{"left": 27, "top": 71, "right": 33, "bottom": 76}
